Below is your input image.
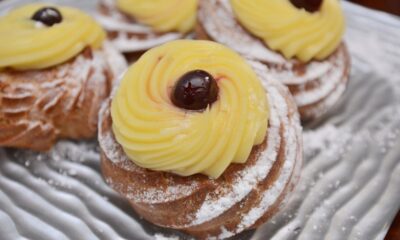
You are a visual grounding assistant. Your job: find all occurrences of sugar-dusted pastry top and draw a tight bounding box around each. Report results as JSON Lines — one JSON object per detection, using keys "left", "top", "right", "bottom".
{"left": 230, "top": 0, "right": 345, "bottom": 62}
{"left": 111, "top": 40, "right": 269, "bottom": 178}
{"left": 0, "top": 4, "right": 105, "bottom": 70}
{"left": 116, "top": 0, "right": 197, "bottom": 33}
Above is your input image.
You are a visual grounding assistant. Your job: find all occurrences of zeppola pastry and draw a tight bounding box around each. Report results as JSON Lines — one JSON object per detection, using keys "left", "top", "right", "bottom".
{"left": 197, "top": 0, "right": 351, "bottom": 121}
{"left": 96, "top": 0, "right": 198, "bottom": 53}
{"left": 0, "top": 4, "right": 127, "bottom": 151}
{"left": 99, "top": 40, "right": 303, "bottom": 239}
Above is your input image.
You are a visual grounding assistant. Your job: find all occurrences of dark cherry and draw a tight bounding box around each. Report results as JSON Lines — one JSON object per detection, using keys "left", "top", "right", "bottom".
{"left": 171, "top": 70, "right": 219, "bottom": 111}
{"left": 290, "top": 0, "right": 323, "bottom": 13}
{"left": 31, "top": 7, "right": 63, "bottom": 27}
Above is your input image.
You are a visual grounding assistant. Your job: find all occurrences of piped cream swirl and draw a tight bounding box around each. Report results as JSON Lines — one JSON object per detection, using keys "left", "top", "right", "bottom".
{"left": 0, "top": 3, "right": 105, "bottom": 70}
{"left": 230, "top": 0, "right": 345, "bottom": 62}
{"left": 111, "top": 40, "right": 269, "bottom": 178}
{"left": 116, "top": 0, "right": 197, "bottom": 33}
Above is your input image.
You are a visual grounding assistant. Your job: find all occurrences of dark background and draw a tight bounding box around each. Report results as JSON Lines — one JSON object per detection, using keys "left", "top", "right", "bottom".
{"left": 349, "top": 0, "right": 400, "bottom": 15}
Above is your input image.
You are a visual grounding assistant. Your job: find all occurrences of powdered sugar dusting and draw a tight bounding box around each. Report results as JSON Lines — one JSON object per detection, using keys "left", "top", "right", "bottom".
{"left": 97, "top": 57, "right": 302, "bottom": 236}
{"left": 192, "top": 87, "right": 282, "bottom": 225}
{"left": 98, "top": 111, "right": 129, "bottom": 164}
{"left": 102, "top": 41, "right": 128, "bottom": 79}
{"left": 199, "top": 0, "right": 286, "bottom": 64}
{"left": 187, "top": 61, "right": 302, "bottom": 237}
{"left": 154, "top": 233, "right": 180, "bottom": 240}
{"left": 198, "top": 0, "right": 350, "bottom": 120}
{"left": 98, "top": 102, "right": 202, "bottom": 204}
{"left": 128, "top": 182, "right": 200, "bottom": 204}
{"left": 231, "top": 65, "right": 302, "bottom": 237}
{"left": 0, "top": 42, "right": 125, "bottom": 149}
{"left": 95, "top": 0, "right": 182, "bottom": 52}
{"left": 301, "top": 76, "right": 348, "bottom": 119}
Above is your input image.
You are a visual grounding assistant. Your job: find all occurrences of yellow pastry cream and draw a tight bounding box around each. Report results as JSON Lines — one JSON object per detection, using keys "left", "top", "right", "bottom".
{"left": 116, "top": 0, "right": 197, "bottom": 33}
{"left": 230, "top": 0, "right": 345, "bottom": 62}
{"left": 111, "top": 40, "right": 269, "bottom": 179}
{"left": 0, "top": 3, "right": 105, "bottom": 70}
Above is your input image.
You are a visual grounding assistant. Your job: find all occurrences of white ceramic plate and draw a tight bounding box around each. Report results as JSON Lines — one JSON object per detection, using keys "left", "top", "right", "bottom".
{"left": 0, "top": 1, "right": 399, "bottom": 239}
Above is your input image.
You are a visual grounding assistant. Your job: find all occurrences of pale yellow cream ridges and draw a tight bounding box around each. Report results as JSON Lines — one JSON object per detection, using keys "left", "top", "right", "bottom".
{"left": 0, "top": 4, "right": 105, "bottom": 70}
{"left": 116, "top": 0, "right": 197, "bottom": 33}
{"left": 230, "top": 0, "right": 345, "bottom": 62}
{"left": 111, "top": 40, "right": 269, "bottom": 178}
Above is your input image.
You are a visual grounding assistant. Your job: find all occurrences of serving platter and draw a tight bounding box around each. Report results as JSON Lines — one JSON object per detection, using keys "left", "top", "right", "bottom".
{"left": 0, "top": 1, "right": 399, "bottom": 239}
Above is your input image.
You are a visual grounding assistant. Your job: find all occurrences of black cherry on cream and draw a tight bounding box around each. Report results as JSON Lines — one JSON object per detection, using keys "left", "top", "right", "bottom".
{"left": 290, "top": 0, "right": 323, "bottom": 13}
{"left": 32, "top": 7, "right": 63, "bottom": 26}
{"left": 171, "top": 70, "right": 219, "bottom": 111}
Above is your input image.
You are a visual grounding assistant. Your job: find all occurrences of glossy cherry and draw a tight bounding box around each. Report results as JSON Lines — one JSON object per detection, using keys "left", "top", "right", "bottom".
{"left": 32, "top": 7, "right": 63, "bottom": 27}
{"left": 171, "top": 70, "right": 218, "bottom": 111}
{"left": 290, "top": 0, "right": 323, "bottom": 13}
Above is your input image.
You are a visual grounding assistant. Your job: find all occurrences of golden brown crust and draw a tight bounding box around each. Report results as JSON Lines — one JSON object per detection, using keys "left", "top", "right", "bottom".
{"left": 0, "top": 47, "right": 117, "bottom": 151}
{"left": 99, "top": 74, "right": 303, "bottom": 238}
